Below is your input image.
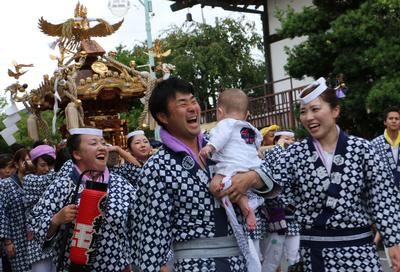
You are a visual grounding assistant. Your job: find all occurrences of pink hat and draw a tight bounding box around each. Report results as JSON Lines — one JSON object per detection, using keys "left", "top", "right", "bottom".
{"left": 30, "top": 145, "right": 56, "bottom": 161}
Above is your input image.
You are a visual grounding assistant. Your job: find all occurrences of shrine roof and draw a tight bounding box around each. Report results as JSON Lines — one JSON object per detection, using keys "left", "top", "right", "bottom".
{"left": 168, "top": 0, "right": 264, "bottom": 14}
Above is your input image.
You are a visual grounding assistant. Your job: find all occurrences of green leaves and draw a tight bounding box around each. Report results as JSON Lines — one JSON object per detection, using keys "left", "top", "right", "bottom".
{"left": 367, "top": 75, "right": 400, "bottom": 114}
{"left": 278, "top": 0, "right": 400, "bottom": 137}
{"left": 116, "top": 17, "right": 266, "bottom": 112}
{"left": 163, "top": 18, "right": 266, "bottom": 107}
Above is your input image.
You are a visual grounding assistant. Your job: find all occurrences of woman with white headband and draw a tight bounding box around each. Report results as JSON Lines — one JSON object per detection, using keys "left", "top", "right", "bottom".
{"left": 270, "top": 78, "right": 400, "bottom": 271}
{"left": 108, "top": 130, "right": 152, "bottom": 186}
{"left": 28, "top": 128, "right": 136, "bottom": 271}
{"left": 262, "top": 130, "right": 300, "bottom": 272}
{"left": 23, "top": 144, "right": 57, "bottom": 272}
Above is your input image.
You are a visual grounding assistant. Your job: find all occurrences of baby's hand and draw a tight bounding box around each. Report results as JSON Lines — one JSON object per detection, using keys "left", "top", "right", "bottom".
{"left": 199, "top": 145, "right": 214, "bottom": 159}
{"left": 209, "top": 176, "right": 224, "bottom": 192}
{"left": 199, "top": 144, "right": 215, "bottom": 166}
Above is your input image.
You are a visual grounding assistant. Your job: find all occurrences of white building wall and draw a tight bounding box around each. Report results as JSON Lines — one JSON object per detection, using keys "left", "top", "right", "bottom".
{"left": 267, "top": 0, "right": 314, "bottom": 92}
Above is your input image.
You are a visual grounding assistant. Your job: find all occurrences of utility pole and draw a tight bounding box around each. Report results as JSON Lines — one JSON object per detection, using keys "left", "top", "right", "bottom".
{"left": 138, "top": 0, "right": 155, "bottom": 71}
{"left": 109, "top": 0, "right": 155, "bottom": 74}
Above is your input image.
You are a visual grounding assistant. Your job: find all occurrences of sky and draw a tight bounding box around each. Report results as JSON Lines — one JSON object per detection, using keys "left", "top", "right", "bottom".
{"left": 0, "top": 0, "right": 263, "bottom": 98}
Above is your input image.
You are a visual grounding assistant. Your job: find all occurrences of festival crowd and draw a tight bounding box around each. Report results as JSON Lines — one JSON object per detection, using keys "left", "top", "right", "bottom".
{"left": 1, "top": 77, "right": 400, "bottom": 272}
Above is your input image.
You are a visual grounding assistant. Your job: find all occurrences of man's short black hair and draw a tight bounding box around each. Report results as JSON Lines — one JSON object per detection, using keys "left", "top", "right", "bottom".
{"left": 149, "top": 77, "right": 195, "bottom": 127}
{"left": 384, "top": 106, "right": 400, "bottom": 120}
{"left": 0, "top": 153, "right": 13, "bottom": 169}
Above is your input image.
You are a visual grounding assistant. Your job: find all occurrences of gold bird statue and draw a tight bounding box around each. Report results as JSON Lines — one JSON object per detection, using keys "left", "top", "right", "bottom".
{"left": 38, "top": 3, "right": 123, "bottom": 50}
{"left": 146, "top": 39, "right": 171, "bottom": 60}
{"left": 8, "top": 62, "right": 34, "bottom": 80}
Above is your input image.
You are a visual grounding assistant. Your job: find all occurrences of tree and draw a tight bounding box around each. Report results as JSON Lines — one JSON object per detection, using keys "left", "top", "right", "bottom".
{"left": 0, "top": 96, "right": 10, "bottom": 152}
{"left": 277, "top": 0, "right": 400, "bottom": 138}
{"left": 116, "top": 17, "right": 266, "bottom": 111}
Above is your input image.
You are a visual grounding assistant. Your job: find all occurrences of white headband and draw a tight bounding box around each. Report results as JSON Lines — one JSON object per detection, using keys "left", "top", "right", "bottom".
{"left": 127, "top": 130, "right": 145, "bottom": 139}
{"left": 298, "top": 77, "right": 328, "bottom": 105}
{"left": 69, "top": 128, "right": 103, "bottom": 137}
{"left": 274, "top": 131, "right": 295, "bottom": 138}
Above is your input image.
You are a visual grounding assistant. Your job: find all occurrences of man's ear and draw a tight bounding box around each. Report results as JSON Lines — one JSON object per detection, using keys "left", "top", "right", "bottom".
{"left": 156, "top": 112, "right": 168, "bottom": 126}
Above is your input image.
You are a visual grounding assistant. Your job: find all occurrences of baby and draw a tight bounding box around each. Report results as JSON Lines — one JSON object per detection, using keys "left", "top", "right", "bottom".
{"left": 200, "top": 88, "right": 263, "bottom": 230}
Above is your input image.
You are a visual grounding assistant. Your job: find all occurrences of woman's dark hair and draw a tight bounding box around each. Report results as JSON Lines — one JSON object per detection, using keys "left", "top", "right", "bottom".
{"left": 127, "top": 136, "right": 134, "bottom": 152}
{"left": 67, "top": 134, "right": 81, "bottom": 164}
{"left": 54, "top": 147, "right": 71, "bottom": 172}
{"left": 300, "top": 85, "right": 339, "bottom": 109}
{"left": 13, "top": 148, "right": 30, "bottom": 164}
{"left": 10, "top": 143, "right": 25, "bottom": 155}
{"left": 32, "top": 154, "right": 55, "bottom": 167}
{"left": 149, "top": 77, "right": 195, "bottom": 127}
{"left": 0, "top": 153, "right": 14, "bottom": 169}
{"left": 273, "top": 135, "right": 282, "bottom": 145}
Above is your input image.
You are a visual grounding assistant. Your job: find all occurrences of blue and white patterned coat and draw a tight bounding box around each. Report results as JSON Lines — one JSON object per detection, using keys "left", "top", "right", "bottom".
{"left": 264, "top": 144, "right": 300, "bottom": 236}
{"left": 371, "top": 134, "right": 400, "bottom": 186}
{"left": 24, "top": 171, "right": 56, "bottom": 213}
{"left": 0, "top": 174, "right": 30, "bottom": 272}
{"left": 28, "top": 165, "right": 136, "bottom": 271}
{"left": 132, "top": 145, "right": 258, "bottom": 272}
{"left": 273, "top": 129, "right": 400, "bottom": 271}
{"left": 24, "top": 160, "right": 73, "bottom": 266}
{"left": 24, "top": 171, "right": 57, "bottom": 265}
{"left": 248, "top": 209, "right": 268, "bottom": 240}
{"left": 110, "top": 162, "right": 141, "bottom": 188}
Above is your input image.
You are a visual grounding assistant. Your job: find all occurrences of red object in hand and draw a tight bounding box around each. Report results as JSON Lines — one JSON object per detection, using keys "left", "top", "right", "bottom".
{"left": 69, "top": 181, "right": 107, "bottom": 266}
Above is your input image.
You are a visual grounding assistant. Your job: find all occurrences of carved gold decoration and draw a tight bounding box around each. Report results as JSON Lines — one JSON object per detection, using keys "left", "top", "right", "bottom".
{"left": 38, "top": 3, "right": 123, "bottom": 50}
{"left": 8, "top": 62, "right": 34, "bottom": 80}
{"left": 91, "top": 61, "right": 108, "bottom": 76}
{"left": 5, "top": 4, "right": 176, "bottom": 145}
{"left": 147, "top": 39, "right": 171, "bottom": 60}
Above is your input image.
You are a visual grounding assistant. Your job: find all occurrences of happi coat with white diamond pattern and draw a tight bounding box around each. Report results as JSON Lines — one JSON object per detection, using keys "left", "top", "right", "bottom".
{"left": 132, "top": 144, "right": 252, "bottom": 272}
{"left": 371, "top": 134, "right": 400, "bottom": 187}
{"left": 28, "top": 164, "right": 136, "bottom": 271}
{"left": 272, "top": 129, "right": 400, "bottom": 271}
{"left": 0, "top": 174, "right": 30, "bottom": 272}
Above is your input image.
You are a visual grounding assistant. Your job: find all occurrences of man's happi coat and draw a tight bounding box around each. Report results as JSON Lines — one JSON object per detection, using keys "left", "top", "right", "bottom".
{"left": 371, "top": 134, "right": 400, "bottom": 187}
{"left": 132, "top": 127, "right": 277, "bottom": 272}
